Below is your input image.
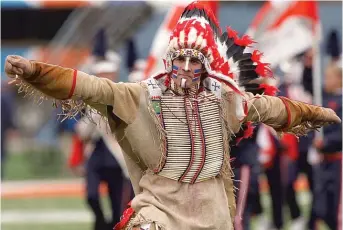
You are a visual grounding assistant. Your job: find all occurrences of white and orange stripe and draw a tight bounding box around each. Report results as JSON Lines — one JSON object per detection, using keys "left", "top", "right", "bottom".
{"left": 246, "top": 1, "right": 321, "bottom": 67}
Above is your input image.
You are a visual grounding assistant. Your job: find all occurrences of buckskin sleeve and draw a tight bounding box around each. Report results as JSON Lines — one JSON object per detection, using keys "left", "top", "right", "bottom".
{"left": 25, "top": 61, "right": 142, "bottom": 124}
{"left": 244, "top": 92, "right": 341, "bottom": 135}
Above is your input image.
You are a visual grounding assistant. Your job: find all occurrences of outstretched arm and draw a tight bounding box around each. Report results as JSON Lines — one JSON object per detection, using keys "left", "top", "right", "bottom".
{"left": 5, "top": 55, "right": 142, "bottom": 124}
{"left": 244, "top": 92, "right": 341, "bottom": 135}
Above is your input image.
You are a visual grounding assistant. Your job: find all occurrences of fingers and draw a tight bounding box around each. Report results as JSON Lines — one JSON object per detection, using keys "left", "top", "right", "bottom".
{"left": 5, "top": 55, "right": 29, "bottom": 79}
{"left": 4, "top": 62, "right": 17, "bottom": 78}
{"left": 12, "top": 66, "right": 24, "bottom": 75}
{"left": 326, "top": 108, "right": 341, "bottom": 123}
{"left": 4, "top": 61, "right": 12, "bottom": 72}
{"left": 7, "top": 55, "right": 27, "bottom": 70}
{"left": 332, "top": 114, "right": 341, "bottom": 123}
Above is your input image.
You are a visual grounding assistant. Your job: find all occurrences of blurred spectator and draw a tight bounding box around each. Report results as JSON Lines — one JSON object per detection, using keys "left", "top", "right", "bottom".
{"left": 302, "top": 48, "right": 315, "bottom": 95}
{"left": 126, "top": 35, "right": 147, "bottom": 82}
{"left": 257, "top": 125, "right": 285, "bottom": 230}
{"left": 311, "top": 61, "right": 342, "bottom": 230}
{"left": 126, "top": 38, "right": 138, "bottom": 73}
{"left": 230, "top": 125, "right": 262, "bottom": 230}
{"left": 278, "top": 56, "right": 316, "bottom": 229}
{"left": 1, "top": 82, "right": 17, "bottom": 179}
{"left": 303, "top": 29, "right": 341, "bottom": 96}
{"left": 326, "top": 29, "right": 341, "bottom": 62}
{"left": 128, "top": 59, "right": 147, "bottom": 82}
{"left": 68, "top": 29, "right": 130, "bottom": 230}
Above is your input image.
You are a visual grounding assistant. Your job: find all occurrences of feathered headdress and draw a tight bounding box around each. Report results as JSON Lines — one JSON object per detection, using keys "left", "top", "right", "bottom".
{"left": 150, "top": 1, "right": 275, "bottom": 124}
{"left": 162, "top": 1, "right": 273, "bottom": 94}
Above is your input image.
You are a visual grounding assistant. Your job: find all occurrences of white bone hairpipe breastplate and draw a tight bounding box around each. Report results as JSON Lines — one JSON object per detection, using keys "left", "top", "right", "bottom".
{"left": 144, "top": 77, "right": 224, "bottom": 184}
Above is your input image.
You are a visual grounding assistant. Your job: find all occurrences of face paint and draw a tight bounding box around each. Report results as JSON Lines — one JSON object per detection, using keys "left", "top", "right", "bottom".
{"left": 184, "top": 56, "right": 190, "bottom": 71}
{"left": 172, "top": 65, "right": 178, "bottom": 78}
{"left": 172, "top": 56, "right": 202, "bottom": 88}
{"left": 192, "top": 68, "right": 202, "bottom": 82}
{"left": 181, "top": 78, "right": 187, "bottom": 88}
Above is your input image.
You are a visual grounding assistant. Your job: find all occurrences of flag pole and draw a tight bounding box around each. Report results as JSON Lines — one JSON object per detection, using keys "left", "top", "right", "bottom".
{"left": 308, "top": 23, "right": 323, "bottom": 165}
{"left": 312, "top": 23, "right": 323, "bottom": 138}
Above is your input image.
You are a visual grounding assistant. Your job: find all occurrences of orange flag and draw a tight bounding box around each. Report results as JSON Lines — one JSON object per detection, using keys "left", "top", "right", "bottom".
{"left": 247, "top": 1, "right": 320, "bottom": 68}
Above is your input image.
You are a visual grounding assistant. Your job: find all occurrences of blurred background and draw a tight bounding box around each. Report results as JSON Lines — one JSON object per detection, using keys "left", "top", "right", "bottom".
{"left": 1, "top": 1, "right": 342, "bottom": 230}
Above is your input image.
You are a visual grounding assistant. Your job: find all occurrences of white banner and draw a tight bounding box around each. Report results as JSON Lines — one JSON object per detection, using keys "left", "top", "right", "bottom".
{"left": 248, "top": 17, "right": 318, "bottom": 68}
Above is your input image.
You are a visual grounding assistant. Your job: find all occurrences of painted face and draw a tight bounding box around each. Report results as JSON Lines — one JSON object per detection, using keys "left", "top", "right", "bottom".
{"left": 172, "top": 56, "right": 204, "bottom": 88}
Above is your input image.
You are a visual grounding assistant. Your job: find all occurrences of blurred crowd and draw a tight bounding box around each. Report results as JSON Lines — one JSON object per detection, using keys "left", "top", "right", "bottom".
{"left": 1, "top": 2, "right": 342, "bottom": 230}
{"left": 230, "top": 43, "right": 342, "bottom": 230}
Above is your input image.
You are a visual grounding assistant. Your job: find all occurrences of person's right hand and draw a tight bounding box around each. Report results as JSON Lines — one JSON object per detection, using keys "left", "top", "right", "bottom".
{"left": 4, "top": 55, "right": 34, "bottom": 80}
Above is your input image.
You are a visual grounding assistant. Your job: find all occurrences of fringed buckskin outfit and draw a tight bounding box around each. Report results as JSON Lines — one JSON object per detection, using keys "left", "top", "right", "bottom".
{"left": 5, "top": 2, "right": 340, "bottom": 230}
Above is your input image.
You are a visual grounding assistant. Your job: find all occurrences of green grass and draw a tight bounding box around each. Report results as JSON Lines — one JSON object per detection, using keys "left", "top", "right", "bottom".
{"left": 3, "top": 151, "right": 76, "bottom": 181}
{"left": 2, "top": 196, "right": 112, "bottom": 230}
{"left": 2, "top": 196, "right": 112, "bottom": 213}
{"left": 2, "top": 197, "right": 87, "bottom": 210}
{"left": 1, "top": 192, "right": 331, "bottom": 230}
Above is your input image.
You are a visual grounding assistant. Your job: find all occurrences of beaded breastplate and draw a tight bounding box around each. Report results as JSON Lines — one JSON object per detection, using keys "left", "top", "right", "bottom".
{"left": 144, "top": 76, "right": 224, "bottom": 184}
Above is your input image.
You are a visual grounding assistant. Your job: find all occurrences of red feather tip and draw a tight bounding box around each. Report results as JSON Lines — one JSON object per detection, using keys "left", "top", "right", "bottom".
{"left": 259, "top": 83, "right": 279, "bottom": 96}
{"left": 186, "top": 1, "right": 220, "bottom": 28}
{"left": 114, "top": 205, "right": 135, "bottom": 230}
{"left": 236, "top": 137, "right": 243, "bottom": 145}
{"left": 220, "top": 62, "right": 230, "bottom": 75}
{"left": 251, "top": 50, "right": 263, "bottom": 63}
{"left": 255, "top": 62, "right": 273, "bottom": 78}
{"left": 226, "top": 26, "right": 238, "bottom": 39}
{"left": 234, "top": 35, "right": 255, "bottom": 47}
{"left": 243, "top": 122, "right": 255, "bottom": 139}
{"left": 236, "top": 122, "right": 255, "bottom": 145}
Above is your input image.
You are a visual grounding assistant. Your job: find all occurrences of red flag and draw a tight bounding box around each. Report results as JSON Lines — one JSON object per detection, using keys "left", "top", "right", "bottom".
{"left": 281, "top": 133, "right": 299, "bottom": 161}
{"left": 68, "top": 134, "right": 84, "bottom": 168}
{"left": 247, "top": 1, "right": 320, "bottom": 68}
{"left": 257, "top": 125, "right": 279, "bottom": 169}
